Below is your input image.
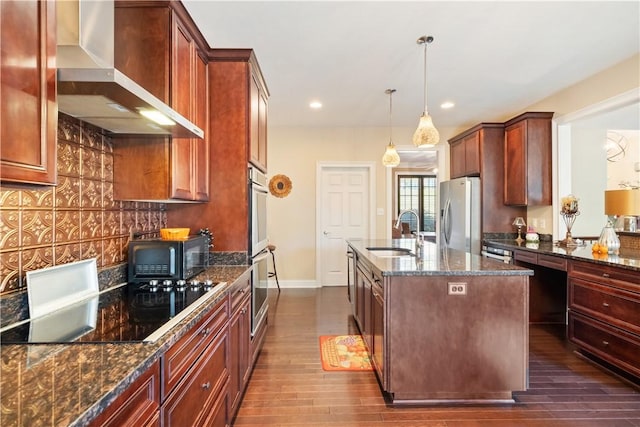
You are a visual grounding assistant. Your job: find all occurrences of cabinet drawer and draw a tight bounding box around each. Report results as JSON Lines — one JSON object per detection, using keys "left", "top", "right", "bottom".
{"left": 231, "top": 273, "right": 251, "bottom": 312}
{"left": 570, "top": 260, "right": 640, "bottom": 288}
{"left": 569, "top": 312, "right": 640, "bottom": 378}
{"left": 537, "top": 254, "right": 567, "bottom": 271}
{"left": 569, "top": 277, "right": 640, "bottom": 335}
{"left": 514, "top": 250, "right": 537, "bottom": 264}
{"left": 162, "top": 298, "right": 228, "bottom": 400}
{"left": 162, "top": 331, "right": 229, "bottom": 426}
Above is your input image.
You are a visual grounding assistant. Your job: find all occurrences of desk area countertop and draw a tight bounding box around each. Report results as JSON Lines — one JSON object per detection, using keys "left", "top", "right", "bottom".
{"left": 348, "top": 239, "right": 533, "bottom": 277}
{"left": 0, "top": 265, "right": 249, "bottom": 427}
{"left": 484, "top": 239, "right": 640, "bottom": 272}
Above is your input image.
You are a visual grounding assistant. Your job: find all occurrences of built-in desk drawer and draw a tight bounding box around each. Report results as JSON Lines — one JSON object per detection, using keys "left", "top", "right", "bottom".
{"left": 514, "top": 250, "right": 567, "bottom": 271}
{"left": 514, "top": 250, "right": 537, "bottom": 265}
{"left": 538, "top": 254, "right": 567, "bottom": 271}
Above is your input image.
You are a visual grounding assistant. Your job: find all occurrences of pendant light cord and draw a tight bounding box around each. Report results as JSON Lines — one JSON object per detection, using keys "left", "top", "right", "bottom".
{"left": 418, "top": 36, "right": 434, "bottom": 115}
{"left": 385, "top": 88, "right": 396, "bottom": 143}
{"left": 422, "top": 40, "right": 427, "bottom": 114}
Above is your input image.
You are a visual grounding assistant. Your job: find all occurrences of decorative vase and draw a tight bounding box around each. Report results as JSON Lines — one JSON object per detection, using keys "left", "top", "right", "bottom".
{"left": 598, "top": 219, "right": 621, "bottom": 255}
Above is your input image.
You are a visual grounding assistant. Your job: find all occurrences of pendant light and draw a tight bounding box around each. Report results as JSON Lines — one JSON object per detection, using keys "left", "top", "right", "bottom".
{"left": 382, "top": 89, "right": 400, "bottom": 168}
{"left": 413, "top": 35, "right": 440, "bottom": 147}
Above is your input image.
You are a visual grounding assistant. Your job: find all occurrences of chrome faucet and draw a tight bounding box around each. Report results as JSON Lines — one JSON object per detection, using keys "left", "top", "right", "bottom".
{"left": 395, "top": 209, "right": 424, "bottom": 256}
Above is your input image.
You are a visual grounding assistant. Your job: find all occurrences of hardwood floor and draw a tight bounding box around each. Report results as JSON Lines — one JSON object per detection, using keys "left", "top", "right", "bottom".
{"left": 233, "top": 287, "right": 640, "bottom": 426}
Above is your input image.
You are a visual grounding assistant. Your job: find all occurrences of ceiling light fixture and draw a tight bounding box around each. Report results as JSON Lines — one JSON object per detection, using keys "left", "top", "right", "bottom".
{"left": 382, "top": 89, "right": 400, "bottom": 168}
{"left": 310, "top": 101, "right": 322, "bottom": 109}
{"left": 413, "top": 35, "right": 440, "bottom": 147}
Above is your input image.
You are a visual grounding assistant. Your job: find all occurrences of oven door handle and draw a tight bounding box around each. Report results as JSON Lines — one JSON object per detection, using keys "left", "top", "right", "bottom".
{"left": 481, "top": 250, "right": 511, "bottom": 263}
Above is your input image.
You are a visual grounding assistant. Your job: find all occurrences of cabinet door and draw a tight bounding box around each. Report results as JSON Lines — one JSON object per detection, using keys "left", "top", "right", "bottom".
{"left": 257, "top": 89, "right": 268, "bottom": 169}
{"left": 449, "top": 139, "right": 466, "bottom": 179}
{"left": 1, "top": 0, "right": 57, "bottom": 185}
{"left": 249, "top": 72, "right": 268, "bottom": 172}
{"left": 372, "top": 281, "right": 384, "bottom": 383}
{"left": 89, "top": 361, "right": 160, "bottom": 427}
{"left": 504, "top": 121, "right": 527, "bottom": 205}
{"left": 228, "top": 295, "right": 250, "bottom": 418}
{"left": 463, "top": 132, "right": 480, "bottom": 175}
{"left": 193, "top": 52, "right": 209, "bottom": 201}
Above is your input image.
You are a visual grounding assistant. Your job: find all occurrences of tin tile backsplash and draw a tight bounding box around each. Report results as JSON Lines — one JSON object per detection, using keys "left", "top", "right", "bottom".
{"left": 0, "top": 114, "right": 167, "bottom": 295}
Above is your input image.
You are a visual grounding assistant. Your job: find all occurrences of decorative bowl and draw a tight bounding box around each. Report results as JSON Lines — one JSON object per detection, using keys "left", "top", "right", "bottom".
{"left": 160, "top": 228, "right": 190, "bottom": 240}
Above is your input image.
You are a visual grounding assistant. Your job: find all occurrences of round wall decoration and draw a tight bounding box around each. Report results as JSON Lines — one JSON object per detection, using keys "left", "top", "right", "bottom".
{"left": 269, "top": 174, "right": 292, "bottom": 198}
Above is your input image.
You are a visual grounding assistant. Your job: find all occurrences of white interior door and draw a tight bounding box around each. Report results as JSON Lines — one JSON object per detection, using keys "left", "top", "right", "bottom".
{"left": 317, "top": 164, "right": 372, "bottom": 286}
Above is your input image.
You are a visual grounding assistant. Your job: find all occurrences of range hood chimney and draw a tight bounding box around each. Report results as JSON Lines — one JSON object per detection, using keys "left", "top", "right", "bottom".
{"left": 56, "top": 0, "right": 203, "bottom": 138}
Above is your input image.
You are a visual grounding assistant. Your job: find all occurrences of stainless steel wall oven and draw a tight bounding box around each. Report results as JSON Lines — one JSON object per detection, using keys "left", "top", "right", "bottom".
{"left": 249, "top": 166, "right": 269, "bottom": 335}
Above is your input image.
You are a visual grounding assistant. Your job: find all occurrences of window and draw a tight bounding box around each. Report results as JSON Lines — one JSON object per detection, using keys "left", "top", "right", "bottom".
{"left": 397, "top": 175, "right": 437, "bottom": 233}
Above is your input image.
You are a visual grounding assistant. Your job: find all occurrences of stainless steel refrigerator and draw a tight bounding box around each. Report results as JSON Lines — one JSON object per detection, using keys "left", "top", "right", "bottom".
{"left": 440, "top": 177, "right": 481, "bottom": 254}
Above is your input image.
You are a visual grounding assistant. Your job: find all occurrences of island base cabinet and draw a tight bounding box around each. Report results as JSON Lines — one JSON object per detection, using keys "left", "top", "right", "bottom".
{"left": 386, "top": 275, "right": 529, "bottom": 403}
{"left": 161, "top": 330, "right": 229, "bottom": 427}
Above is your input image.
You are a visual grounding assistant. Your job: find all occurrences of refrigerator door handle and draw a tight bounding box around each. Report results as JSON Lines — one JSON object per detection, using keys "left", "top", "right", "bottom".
{"left": 443, "top": 198, "right": 452, "bottom": 245}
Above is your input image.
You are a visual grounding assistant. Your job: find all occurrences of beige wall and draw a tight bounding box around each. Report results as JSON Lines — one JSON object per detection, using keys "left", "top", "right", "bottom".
{"left": 525, "top": 53, "right": 640, "bottom": 237}
{"left": 268, "top": 53, "right": 640, "bottom": 284}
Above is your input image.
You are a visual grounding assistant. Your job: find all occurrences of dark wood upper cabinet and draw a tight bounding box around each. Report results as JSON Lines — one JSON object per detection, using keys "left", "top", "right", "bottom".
{"left": 250, "top": 73, "right": 268, "bottom": 172}
{"left": 167, "top": 49, "right": 269, "bottom": 251}
{"left": 449, "top": 123, "right": 526, "bottom": 233}
{"left": 450, "top": 131, "right": 480, "bottom": 178}
{"left": 0, "top": 0, "right": 57, "bottom": 185}
{"left": 112, "top": 1, "right": 209, "bottom": 202}
{"left": 504, "top": 112, "right": 553, "bottom": 206}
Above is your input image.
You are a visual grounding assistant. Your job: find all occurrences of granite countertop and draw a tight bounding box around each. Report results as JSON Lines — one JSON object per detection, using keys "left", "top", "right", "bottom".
{"left": 348, "top": 239, "right": 533, "bottom": 277}
{"left": 484, "top": 239, "right": 640, "bottom": 272}
{"left": 0, "top": 265, "right": 249, "bottom": 427}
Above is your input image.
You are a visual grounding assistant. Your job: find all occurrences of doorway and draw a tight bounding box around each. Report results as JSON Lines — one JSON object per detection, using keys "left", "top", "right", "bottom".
{"left": 316, "top": 162, "right": 375, "bottom": 286}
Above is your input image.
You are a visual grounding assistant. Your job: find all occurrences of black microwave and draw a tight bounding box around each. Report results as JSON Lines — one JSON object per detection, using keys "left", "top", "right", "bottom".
{"left": 128, "top": 235, "right": 207, "bottom": 283}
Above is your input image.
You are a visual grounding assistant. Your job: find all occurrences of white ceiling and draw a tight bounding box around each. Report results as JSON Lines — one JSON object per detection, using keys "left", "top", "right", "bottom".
{"left": 182, "top": 0, "right": 639, "bottom": 135}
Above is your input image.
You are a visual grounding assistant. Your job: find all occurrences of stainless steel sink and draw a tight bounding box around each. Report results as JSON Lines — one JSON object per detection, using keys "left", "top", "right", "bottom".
{"left": 366, "top": 247, "right": 414, "bottom": 258}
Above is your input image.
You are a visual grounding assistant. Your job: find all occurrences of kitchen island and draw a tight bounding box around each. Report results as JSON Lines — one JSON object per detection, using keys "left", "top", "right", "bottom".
{"left": 347, "top": 239, "right": 533, "bottom": 404}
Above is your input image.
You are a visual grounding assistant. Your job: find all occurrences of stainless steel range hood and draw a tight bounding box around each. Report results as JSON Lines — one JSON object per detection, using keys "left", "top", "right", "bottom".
{"left": 56, "top": 0, "right": 203, "bottom": 139}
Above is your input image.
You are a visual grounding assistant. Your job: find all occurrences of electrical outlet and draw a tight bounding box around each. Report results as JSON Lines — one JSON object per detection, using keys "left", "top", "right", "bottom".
{"left": 539, "top": 219, "right": 546, "bottom": 229}
{"left": 448, "top": 282, "right": 467, "bottom": 295}
{"left": 531, "top": 218, "right": 538, "bottom": 228}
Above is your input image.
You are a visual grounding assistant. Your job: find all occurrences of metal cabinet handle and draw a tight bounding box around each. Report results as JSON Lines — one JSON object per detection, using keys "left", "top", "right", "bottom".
{"left": 602, "top": 273, "right": 610, "bottom": 278}
{"left": 201, "top": 328, "right": 210, "bottom": 337}
{"left": 602, "top": 302, "right": 610, "bottom": 308}
{"left": 602, "top": 341, "right": 609, "bottom": 346}
{"left": 202, "top": 381, "right": 211, "bottom": 390}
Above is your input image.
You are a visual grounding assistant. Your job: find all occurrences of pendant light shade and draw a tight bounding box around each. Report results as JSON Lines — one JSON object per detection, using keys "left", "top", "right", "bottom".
{"left": 413, "top": 35, "right": 439, "bottom": 147}
{"left": 382, "top": 89, "right": 400, "bottom": 167}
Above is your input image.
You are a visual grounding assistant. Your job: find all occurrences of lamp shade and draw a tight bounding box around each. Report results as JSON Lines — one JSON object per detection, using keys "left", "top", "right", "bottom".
{"left": 412, "top": 113, "right": 440, "bottom": 147}
{"left": 605, "top": 189, "right": 640, "bottom": 216}
{"left": 512, "top": 217, "right": 526, "bottom": 227}
{"left": 382, "top": 142, "right": 400, "bottom": 167}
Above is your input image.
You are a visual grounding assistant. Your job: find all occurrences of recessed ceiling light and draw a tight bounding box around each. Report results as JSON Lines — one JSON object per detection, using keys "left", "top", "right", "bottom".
{"left": 310, "top": 101, "right": 322, "bottom": 109}
{"left": 440, "top": 101, "right": 455, "bottom": 109}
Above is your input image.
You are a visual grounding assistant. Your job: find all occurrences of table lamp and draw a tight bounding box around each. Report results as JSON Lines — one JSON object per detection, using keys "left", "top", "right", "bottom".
{"left": 512, "top": 217, "right": 526, "bottom": 243}
{"left": 601, "top": 189, "right": 639, "bottom": 254}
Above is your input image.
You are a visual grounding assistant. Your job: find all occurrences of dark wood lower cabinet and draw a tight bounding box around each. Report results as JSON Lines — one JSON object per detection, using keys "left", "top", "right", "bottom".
{"left": 568, "top": 259, "right": 640, "bottom": 380}
{"left": 161, "top": 330, "right": 229, "bottom": 426}
{"left": 88, "top": 360, "right": 160, "bottom": 427}
{"left": 228, "top": 272, "right": 252, "bottom": 418}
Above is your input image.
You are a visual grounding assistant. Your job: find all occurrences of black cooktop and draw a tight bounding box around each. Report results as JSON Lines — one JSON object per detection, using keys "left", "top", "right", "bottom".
{"left": 0, "top": 279, "right": 223, "bottom": 344}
